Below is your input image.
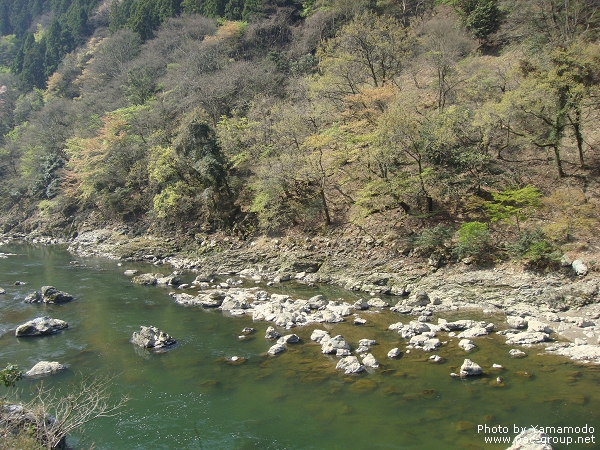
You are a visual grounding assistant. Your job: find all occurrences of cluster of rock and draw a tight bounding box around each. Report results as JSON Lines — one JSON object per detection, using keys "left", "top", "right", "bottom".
{"left": 169, "top": 288, "right": 368, "bottom": 328}
{"left": 131, "top": 272, "right": 181, "bottom": 286}
{"left": 131, "top": 326, "right": 177, "bottom": 350}
{"left": 388, "top": 318, "right": 494, "bottom": 352}
{"left": 499, "top": 316, "right": 553, "bottom": 345}
{"left": 310, "top": 330, "right": 380, "bottom": 373}
{"left": 24, "top": 286, "right": 74, "bottom": 304}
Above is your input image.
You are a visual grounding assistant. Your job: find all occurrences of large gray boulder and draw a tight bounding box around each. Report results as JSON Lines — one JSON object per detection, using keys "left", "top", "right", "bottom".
{"left": 15, "top": 316, "right": 68, "bottom": 337}
{"left": 460, "top": 359, "right": 482, "bottom": 377}
{"left": 506, "top": 332, "right": 550, "bottom": 345}
{"left": 336, "top": 356, "right": 364, "bottom": 374}
{"left": 131, "top": 326, "right": 176, "bottom": 349}
{"left": 321, "top": 335, "right": 351, "bottom": 354}
{"left": 24, "top": 286, "right": 74, "bottom": 304}
{"left": 572, "top": 260, "right": 588, "bottom": 276}
{"left": 25, "top": 361, "right": 67, "bottom": 377}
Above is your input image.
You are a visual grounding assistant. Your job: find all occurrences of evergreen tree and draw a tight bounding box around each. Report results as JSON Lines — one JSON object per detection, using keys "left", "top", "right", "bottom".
{"left": 0, "top": 0, "right": 11, "bottom": 35}
{"left": 20, "top": 33, "right": 46, "bottom": 90}
{"left": 224, "top": 0, "right": 244, "bottom": 20}
{"left": 128, "top": 0, "right": 160, "bottom": 41}
{"left": 44, "top": 19, "right": 62, "bottom": 78}
{"left": 181, "top": 0, "right": 203, "bottom": 14}
{"left": 242, "top": 0, "right": 264, "bottom": 22}
{"left": 203, "top": 0, "right": 227, "bottom": 17}
{"left": 66, "top": 0, "right": 89, "bottom": 45}
{"left": 109, "top": 0, "right": 134, "bottom": 33}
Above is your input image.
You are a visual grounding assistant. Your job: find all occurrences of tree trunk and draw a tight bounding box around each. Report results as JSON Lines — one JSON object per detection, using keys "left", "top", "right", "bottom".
{"left": 320, "top": 188, "right": 331, "bottom": 226}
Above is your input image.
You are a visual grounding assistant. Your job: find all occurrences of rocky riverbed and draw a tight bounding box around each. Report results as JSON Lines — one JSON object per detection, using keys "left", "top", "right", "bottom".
{"left": 4, "top": 228, "right": 600, "bottom": 366}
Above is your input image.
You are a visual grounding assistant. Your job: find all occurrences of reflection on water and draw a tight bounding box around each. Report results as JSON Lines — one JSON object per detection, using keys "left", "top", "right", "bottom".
{"left": 0, "top": 243, "right": 599, "bottom": 449}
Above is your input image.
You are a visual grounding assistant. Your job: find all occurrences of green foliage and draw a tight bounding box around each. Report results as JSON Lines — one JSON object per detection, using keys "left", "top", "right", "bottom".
{"left": 543, "top": 188, "right": 598, "bottom": 242}
{"left": 453, "top": 221, "right": 492, "bottom": 261}
{"left": 0, "top": 363, "right": 22, "bottom": 388}
{"left": 413, "top": 224, "right": 454, "bottom": 253}
{"left": 483, "top": 185, "right": 541, "bottom": 231}
{"left": 507, "top": 228, "right": 561, "bottom": 271}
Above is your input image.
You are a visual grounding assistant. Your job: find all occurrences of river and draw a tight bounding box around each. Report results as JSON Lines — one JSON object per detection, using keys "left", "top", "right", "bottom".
{"left": 0, "top": 243, "right": 598, "bottom": 449}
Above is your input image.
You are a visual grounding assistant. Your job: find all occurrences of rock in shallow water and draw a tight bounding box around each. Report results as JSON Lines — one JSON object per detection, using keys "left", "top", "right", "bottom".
{"left": 387, "top": 348, "right": 401, "bottom": 359}
{"left": 460, "top": 359, "right": 482, "bottom": 377}
{"left": 24, "top": 286, "right": 74, "bottom": 304}
{"left": 15, "top": 316, "right": 68, "bottom": 337}
{"left": 25, "top": 361, "right": 67, "bottom": 377}
{"left": 268, "top": 343, "right": 286, "bottom": 355}
{"left": 321, "top": 335, "right": 351, "bottom": 354}
{"left": 131, "top": 326, "right": 176, "bottom": 349}
{"left": 336, "top": 356, "right": 364, "bottom": 374}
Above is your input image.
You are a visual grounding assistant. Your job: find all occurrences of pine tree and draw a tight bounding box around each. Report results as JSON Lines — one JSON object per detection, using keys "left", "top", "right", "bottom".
{"left": 242, "top": 0, "right": 264, "bottom": 22}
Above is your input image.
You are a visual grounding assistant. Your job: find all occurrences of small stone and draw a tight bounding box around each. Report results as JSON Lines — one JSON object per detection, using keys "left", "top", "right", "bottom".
{"left": 458, "top": 339, "right": 476, "bottom": 352}
{"left": 509, "top": 349, "right": 527, "bottom": 358}
{"left": 268, "top": 343, "right": 286, "bottom": 355}
{"left": 265, "top": 326, "right": 280, "bottom": 340}
{"left": 429, "top": 355, "right": 442, "bottom": 363}
{"left": 354, "top": 317, "right": 367, "bottom": 325}
{"left": 387, "top": 348, "right": 401, "bottom": 359}
{"left": 492, "top": 364, "right": 504, "bottom": 369}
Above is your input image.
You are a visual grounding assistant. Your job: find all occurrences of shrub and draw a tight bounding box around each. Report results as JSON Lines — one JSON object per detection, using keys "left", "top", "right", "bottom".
{"left": 413, "top": 224, "right": 454, "bottom": 254}
{"left": 453, "top": 221, "right": 492, "bottom": 261}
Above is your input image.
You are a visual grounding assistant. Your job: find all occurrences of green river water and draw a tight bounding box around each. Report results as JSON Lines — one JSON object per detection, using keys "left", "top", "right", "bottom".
{"left": 0, "top": 243, "right": 599, "bottom": 449}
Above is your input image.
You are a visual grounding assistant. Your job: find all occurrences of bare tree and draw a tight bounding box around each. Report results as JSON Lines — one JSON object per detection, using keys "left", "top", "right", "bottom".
{"left": 25, "top": 373, "right": 128, "bottom": 449}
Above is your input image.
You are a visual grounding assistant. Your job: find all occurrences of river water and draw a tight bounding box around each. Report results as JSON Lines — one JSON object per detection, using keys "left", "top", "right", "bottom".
{"left": 0, "top": 243, "right": 598, "bottom": 449}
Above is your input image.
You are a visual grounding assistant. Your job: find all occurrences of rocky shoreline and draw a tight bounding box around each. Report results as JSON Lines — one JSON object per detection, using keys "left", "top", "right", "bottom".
{"left": 3, "top": 228, "right": 600, "bottom": 366}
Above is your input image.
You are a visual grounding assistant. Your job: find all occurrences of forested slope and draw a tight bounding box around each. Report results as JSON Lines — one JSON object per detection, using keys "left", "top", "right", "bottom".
{"left": 0, "top": 0, "right": 599, "bottom": 268}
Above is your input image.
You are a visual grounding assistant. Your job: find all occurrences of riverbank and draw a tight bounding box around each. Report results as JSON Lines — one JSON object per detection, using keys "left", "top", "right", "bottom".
{"left": 3, "top": 227, "right": 600, "bottom": 365}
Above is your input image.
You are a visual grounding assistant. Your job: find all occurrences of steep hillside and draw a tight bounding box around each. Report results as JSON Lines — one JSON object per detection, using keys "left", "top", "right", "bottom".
{"left": 0, "top": 0, "right": 599, "bottom": 270}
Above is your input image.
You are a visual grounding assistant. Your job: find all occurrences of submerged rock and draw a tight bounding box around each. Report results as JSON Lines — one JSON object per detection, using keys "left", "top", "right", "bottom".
{"left": 25, "top": 361, "right": 67, "bottom": 377}
{"left": 131, "top": 326, "right": 176, "bottom": 349}
{"left": 15, "top": 316, "right": 68, "bottom": 337}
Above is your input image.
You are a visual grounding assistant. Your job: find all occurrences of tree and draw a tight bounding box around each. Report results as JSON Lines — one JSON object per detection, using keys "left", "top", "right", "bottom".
{"left": 23, "top": 373, "right": 128, "bottom": 450}
{"left": 422, "top": 14, "right": 475, "bottom": 110}
{"left": 543, "top": 188, "right": 597, "bottom": 241}
{"left": 453, "top": 221, "right": 492, "bottom": 261}
{"left": 483, "top": 185, "right": 541, "bottom": 231}
{"left": 445, "top": 0, "right": 504, "bottom": 42}
{"left": 150, "top": 109, "right": 234, "bottom": 227}
{"left": 0, "top": 363, "right": 22, "bottom": 388}
{"left": 315, "top": 12, "right": 414, "bottom": 101}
